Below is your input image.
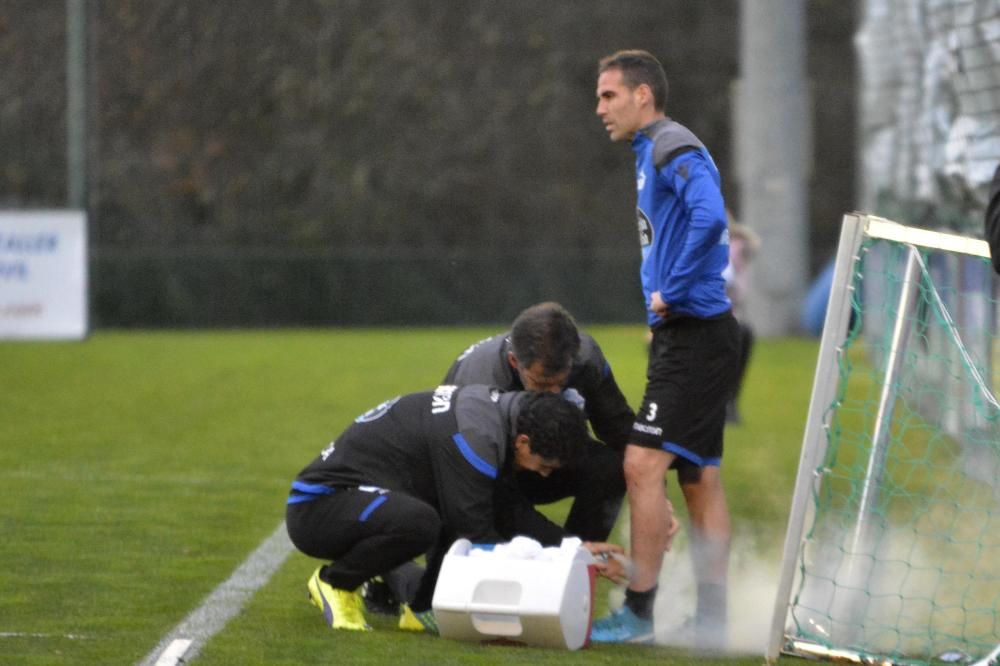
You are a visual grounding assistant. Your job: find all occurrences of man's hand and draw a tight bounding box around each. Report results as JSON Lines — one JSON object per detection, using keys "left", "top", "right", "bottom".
{"left": 650, "top": 291, "right": 669, "bottom": 318}
{"left": 665, "top": 498, "right": 681, "bottom": 552}
{"left": 582, "top": 542, "right": 631, "bottom": 584}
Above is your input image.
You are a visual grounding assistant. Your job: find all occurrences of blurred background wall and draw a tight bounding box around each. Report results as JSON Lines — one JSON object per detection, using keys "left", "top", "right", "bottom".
{"left": 1, "top": 0, "right": 856, "bottom": 327}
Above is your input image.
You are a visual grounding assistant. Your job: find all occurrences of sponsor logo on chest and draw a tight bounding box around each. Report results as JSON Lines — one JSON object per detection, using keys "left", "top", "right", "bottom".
{"left": 431, "top": 384, "right": 458, "bottom": 414}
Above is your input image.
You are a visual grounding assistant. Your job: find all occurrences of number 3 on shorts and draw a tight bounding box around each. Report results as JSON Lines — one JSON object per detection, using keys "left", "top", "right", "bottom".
{"left": 645, "top": 402, "right": 658, "bottom": 422}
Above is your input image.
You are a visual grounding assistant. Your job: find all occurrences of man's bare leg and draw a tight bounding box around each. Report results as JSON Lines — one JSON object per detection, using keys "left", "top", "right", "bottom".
{"left": 624, "top": 444, "right": 674, "bottom": 591}
{"left": 590, "top": 444, "right": 679, "bottom": 642}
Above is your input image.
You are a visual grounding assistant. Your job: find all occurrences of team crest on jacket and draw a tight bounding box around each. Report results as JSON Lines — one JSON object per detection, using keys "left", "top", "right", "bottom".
{"left": 637, "top": 208, "right": 653, "bottom": 247}
{"left": 355, "top": 396, "right": 401, "bottom": 423}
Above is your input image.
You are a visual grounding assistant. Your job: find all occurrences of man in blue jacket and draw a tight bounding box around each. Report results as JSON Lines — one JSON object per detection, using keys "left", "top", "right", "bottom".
{"left": 591, "top": 49, "right": 740, "bottom": 649}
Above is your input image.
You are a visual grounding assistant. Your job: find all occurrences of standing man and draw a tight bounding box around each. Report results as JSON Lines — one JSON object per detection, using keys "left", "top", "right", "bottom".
{"left": 591, "top": 50, "right": 740, "bottom": 649}
{"left": 723, "top": 216, "right": 761, "bottom": 424}
{"left": 286, "top": 385, "right": 588, "bottom": 633}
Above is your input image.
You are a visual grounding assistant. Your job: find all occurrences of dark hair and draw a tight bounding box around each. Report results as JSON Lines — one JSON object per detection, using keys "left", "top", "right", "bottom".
{"left": 509, "top": 302, "right": 581, "bottom": 376}
{"left": 515, "top": 392, "right": 587, "bottom": 464}
{"left": 598, "top": 49, "right": 669, "bottom": 111}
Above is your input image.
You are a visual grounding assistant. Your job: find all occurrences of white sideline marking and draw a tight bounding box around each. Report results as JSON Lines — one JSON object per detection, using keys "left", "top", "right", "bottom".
{"left": 138, "top": 521, "right": 293, "bottom": 666}
{"left": 153, "top": 639, "right": 192, "bottom": 666}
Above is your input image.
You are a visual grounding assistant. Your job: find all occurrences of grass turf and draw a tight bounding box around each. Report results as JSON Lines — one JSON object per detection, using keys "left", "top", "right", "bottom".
{"left": 0, "top": 327, "right": 818, "bottom": 665}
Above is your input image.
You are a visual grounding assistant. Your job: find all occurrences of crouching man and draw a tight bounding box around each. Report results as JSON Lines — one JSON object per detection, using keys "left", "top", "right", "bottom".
{"left": 285, "top": 385, "right": 604, "bottom": 633}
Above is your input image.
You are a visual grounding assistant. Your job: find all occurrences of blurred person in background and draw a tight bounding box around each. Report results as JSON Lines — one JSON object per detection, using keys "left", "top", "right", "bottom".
{"left": 722, "top": 214, "right": 760, "bottom": 424}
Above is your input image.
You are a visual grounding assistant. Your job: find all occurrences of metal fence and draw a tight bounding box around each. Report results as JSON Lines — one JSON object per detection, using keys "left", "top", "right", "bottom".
{"left": 856, "top": 0, "right": 1000, "bottom": 233}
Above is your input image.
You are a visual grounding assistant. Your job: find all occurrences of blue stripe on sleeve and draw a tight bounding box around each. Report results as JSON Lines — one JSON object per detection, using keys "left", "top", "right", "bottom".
{"left": 287, "top": 493, "right": 317, "bottom": 505}
{"left": 291, "top": 480, "right": 336, "bottom": 495}
{"left": 287, "top": 480, "right": 337, "bottom": 504}
{"left": 359, "top": 495, "right": 388, "bottom": 522}
{"left": 452, "top": 433, "right": 498, "bottom": 479}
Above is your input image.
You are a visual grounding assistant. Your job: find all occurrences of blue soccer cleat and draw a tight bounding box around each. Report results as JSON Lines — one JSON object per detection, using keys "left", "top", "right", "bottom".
{"left": 590, "top": 606, "right": 654, "bottom": 644}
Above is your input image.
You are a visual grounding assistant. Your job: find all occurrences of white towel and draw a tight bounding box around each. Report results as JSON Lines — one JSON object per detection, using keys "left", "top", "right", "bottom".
{"left": 468, "top": 536, "right": 584, "bottom": 562}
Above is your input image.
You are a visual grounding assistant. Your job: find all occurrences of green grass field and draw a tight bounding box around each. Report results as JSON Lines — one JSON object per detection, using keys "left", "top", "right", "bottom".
{"left": 0, "top": 327, "right": 819, "bottom": 665}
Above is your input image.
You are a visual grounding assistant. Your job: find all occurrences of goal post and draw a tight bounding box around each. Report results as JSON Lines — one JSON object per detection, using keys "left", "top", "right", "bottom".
{"left": 767, "top": 213, "right": 1000, "bottom": 665}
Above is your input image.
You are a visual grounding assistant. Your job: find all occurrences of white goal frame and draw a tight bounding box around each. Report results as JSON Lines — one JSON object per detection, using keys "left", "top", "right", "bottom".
{"left": 766, "top": 212, "right": 995, "bottom": 664}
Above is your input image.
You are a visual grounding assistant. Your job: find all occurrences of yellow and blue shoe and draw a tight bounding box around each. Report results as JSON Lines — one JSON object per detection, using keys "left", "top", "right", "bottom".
{"left": 306, "top": 567, "right": 371, "bottom": 631}
{"left": 590, "top": 606, "right": 654, "bottom": 644}
{"left": 398, "top": 604, "right": 438, "bottom": 635}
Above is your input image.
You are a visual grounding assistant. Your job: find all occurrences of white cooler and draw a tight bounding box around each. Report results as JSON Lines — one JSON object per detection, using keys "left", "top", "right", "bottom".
{"left": 431, "top": 537, "right": 596, "bottom": 650}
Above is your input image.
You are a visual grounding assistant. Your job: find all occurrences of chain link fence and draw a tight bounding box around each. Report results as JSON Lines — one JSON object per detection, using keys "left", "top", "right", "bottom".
{"left": 857, "top": 0, "right": 1000, "bottom": 232}
{"left": 2, "top": 2, "right": 862, "bottom": 327}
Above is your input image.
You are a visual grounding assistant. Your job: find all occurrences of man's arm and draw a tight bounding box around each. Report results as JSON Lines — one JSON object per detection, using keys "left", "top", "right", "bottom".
{"left": 430, "top": 432, "right": 504, "bottom": 543}
{"left": 576, "top": 335, "right": 635, "bottom": 451}
{"left": 986, "top": 163, "right": 1000, "bottom": 275}
{"left": 657, "top": 152, "right": 728, "bottom": 306}
{"left": 492, "top": 474, "right": 566, "bottom": 546}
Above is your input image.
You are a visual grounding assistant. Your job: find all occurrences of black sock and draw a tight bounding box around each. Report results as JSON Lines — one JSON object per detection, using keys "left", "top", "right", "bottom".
{"left": 624, "top": 586, "right": 657, "bottom": 621}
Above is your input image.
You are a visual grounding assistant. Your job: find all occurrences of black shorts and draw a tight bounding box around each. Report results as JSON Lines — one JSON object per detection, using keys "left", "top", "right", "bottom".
{"left": 630, "top": 312, "right": 740, "bottom": 467}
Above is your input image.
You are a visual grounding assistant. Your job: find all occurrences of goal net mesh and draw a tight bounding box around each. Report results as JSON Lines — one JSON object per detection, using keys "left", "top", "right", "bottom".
{"left": 779, "top": 218, "right": 1000, "bottom": 664}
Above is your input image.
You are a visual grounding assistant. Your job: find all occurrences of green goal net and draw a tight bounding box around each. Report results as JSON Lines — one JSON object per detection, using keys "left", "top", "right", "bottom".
{"left": 769, "top": 214, "right": 1000, "bottom": 665}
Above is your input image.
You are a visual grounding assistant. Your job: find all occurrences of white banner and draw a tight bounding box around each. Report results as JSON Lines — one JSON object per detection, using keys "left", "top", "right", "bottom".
{"left": 0, "top": 210, "right": 88, "bottom": 340}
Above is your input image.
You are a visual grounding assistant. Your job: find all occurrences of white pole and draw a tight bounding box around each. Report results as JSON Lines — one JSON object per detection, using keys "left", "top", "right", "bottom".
{"left": 738, "top": 0, "right": 810, "bottom": 336}
{"left": 765, "top": 214, "right": 865, "bottom": 662}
